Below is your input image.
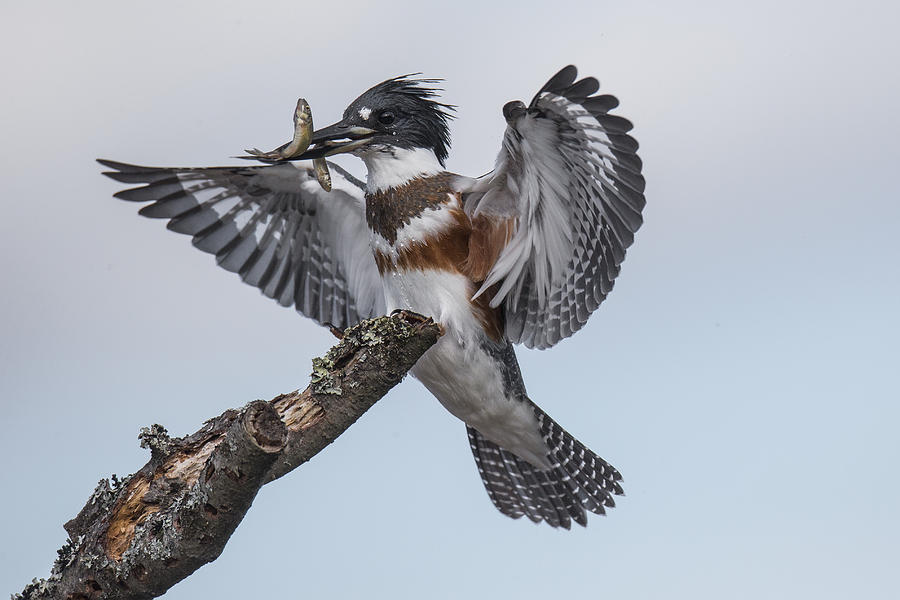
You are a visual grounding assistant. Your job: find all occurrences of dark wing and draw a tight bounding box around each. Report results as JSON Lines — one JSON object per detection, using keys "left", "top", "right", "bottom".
{"left": 459, "top": 65, "right": 646, "bottom": 349}
{"left": 98, "top": 159, "right": 384, "bottom": 329}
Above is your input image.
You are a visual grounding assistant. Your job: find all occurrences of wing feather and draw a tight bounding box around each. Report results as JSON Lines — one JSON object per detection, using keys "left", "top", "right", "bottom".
{"left": 98, "top": 159, "right": 384, "bottom": 329}
{"left": 460, "top": 66, "right": 646, "bottom": 349}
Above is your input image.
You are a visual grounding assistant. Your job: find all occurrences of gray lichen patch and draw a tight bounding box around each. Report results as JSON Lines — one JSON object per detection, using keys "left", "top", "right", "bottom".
{"left": 139, "top": 424, "right": 176, "bottom": 458}
{"left": 64, "top": 477, "right": 121, "bottom": 541}
{"left": 310, "top": 356, "right": 342, "bottom": 396}
{"left": 115, "top": 505, "right": 180, "bottom": 579}
{"left": 355, "top": 314, "right": 425, "bottom": 346}
{"left": 15, "top": 476, "right": 127, "bottom": 599}
{"left": 308, "top": 314, "right": 433, "bottom": 396}
{"left": 14, "top": 577, "right": 55, "bottom": 600}
{"left": 335, "top": 315, "right": 425, "bottom": 359}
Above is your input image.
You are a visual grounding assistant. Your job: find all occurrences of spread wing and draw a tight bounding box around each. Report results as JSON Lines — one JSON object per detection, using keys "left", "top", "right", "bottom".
{"left": 98, "top": 159, "right": 384, "bottom": 329}
{"left": 459, "top": 65, "right": 646, "bottom": 349}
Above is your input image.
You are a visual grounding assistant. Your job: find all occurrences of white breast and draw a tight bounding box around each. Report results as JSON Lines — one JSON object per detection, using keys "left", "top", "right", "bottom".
{"left": 382, "top": 268, "right": 481, "bottom": 342}
{"left": 374, "top": 229, "right": 548, "bottom": 469}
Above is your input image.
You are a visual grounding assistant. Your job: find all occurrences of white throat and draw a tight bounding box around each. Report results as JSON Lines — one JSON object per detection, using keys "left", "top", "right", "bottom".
{"left": 360, "top": 147, "right": 443, "bottom": 192}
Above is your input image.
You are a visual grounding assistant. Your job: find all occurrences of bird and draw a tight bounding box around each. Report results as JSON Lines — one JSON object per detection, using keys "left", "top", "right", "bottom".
{"left": 98, "top": 65, "right": 646, "bottom": 529}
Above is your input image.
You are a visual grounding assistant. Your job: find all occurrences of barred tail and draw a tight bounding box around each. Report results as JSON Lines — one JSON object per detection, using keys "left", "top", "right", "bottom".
{"left": 467, "top": 404, "right": 623, "bottom": 529}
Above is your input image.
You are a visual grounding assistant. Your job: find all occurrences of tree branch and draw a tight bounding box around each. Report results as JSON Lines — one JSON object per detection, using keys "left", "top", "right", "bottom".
{"left": 16, "top": 313, "right": 440, "bottom": 600}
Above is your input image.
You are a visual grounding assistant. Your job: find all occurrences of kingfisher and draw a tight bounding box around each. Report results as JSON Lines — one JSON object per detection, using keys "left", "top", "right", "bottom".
{"left": 99, "top": 65, "right": 646, "bottom": 529}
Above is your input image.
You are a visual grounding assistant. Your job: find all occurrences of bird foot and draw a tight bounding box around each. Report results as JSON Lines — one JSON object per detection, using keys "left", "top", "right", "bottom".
{"left": 323, "top": 322, "right": 345, "bottom": 340}
{"left": 389, "top": 308, "right": 427, "bottom": 323}
{"left": 389, "top": 309, "right": 444, "bottom": 335}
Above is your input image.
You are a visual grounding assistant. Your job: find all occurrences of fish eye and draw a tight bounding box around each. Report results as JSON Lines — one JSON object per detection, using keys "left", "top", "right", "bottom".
{"left": 377, "top": 111, "right": 395, "bottom": 125}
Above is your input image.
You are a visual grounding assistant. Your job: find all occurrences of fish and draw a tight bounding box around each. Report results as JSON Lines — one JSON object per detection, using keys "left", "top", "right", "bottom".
{"left": 280, "top": 98, "right": 314, "bottom": 159}
{"left": 313, "top": 157, "right": 332, "bottom": 192}
{"left": 241, "top": 98, "right": 313, "bottom": 161}
{"left": 239, "top": 98, "right": 333, "bottom": 192}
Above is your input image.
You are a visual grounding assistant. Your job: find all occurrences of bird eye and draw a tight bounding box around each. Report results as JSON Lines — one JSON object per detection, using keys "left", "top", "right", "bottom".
{"left": 377, "top": 111, "right": 395, "bottom": 125}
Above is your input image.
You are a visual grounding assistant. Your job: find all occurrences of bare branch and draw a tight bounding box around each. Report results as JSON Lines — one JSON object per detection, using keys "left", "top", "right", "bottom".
{"left": 16, "top": 313, "right": 440, "bottom": 600}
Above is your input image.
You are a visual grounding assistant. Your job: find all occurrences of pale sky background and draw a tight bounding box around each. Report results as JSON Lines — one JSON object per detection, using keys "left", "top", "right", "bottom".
{"left": 2, "top": 1, "right": 898, "bottom": 598}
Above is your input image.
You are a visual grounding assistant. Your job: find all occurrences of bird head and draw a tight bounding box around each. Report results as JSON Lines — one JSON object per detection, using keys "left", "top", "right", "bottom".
{"left": 295, "top": 75, "right": 454, "bottom": 166}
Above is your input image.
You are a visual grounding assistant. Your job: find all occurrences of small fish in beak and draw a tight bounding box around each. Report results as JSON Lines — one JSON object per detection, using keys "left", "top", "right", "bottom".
{"left": 243, "top": 98, "right": 314, "bottom": 161}
{"left": 286, "top": 98, "right": 315, "bottom": 158}
{"left": 313, "top": 158, "right": 332, "bottom": 192}
{"left": 240, "top": 97, "right": 333, "bottom": 191}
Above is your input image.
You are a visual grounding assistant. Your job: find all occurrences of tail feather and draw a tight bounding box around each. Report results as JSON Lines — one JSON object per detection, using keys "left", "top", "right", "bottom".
{"left": 467, "top": 403, "right": 623, "bottom": 529}
{"left": 534, "top": 466, "right": 588, "bottom": 528}
{"left": 506, "top": 451, "right": 560, "bottom": 526}
{"left": 536, "top": 406, "right": 624, "bottom": 502}
{"left": 467, "top": 429, "right": 526, "bottom": 520}
{"left": 496, "top": 446, "right": 544, "bottom": 523}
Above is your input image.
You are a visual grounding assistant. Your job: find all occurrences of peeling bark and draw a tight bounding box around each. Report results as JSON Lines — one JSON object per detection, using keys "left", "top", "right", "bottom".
{"left": 16, "top": 313, "right": 440, "bottom": 600}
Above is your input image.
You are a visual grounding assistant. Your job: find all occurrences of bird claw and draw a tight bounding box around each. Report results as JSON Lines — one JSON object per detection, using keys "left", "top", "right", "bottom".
{"left": 389, "top": 309, "right": 442, "bottom": 334}
{"left": 323, "top": 321, "right": 344, "bottom": 340}
{"left": 390, "top": 308, "right": 424, "bottom": 322}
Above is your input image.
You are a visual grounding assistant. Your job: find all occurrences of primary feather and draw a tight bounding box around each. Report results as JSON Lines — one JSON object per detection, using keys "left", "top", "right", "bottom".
{"left": 98, "top": 159, "right": 384, "bottom": 329}
{"left": 460, "top": 65, "right": 646, "bottom": 348}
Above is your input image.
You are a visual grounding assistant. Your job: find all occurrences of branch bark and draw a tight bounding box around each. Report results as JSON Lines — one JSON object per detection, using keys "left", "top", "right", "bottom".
{"left": 16, "top": 313, "right": 440, "bottom": 600}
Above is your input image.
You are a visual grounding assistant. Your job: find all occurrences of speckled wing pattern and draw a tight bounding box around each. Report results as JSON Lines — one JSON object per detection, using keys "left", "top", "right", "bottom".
{"left": 462, "top": 65, "right": 646, "bottom": 349}
{"left": 98, "top": 160, "right": 384, "bottom": 329}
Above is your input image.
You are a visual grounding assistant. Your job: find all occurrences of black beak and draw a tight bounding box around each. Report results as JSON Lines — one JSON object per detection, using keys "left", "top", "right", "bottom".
{"left": 294, "top": 120, "right": 378, "bottom": 159}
